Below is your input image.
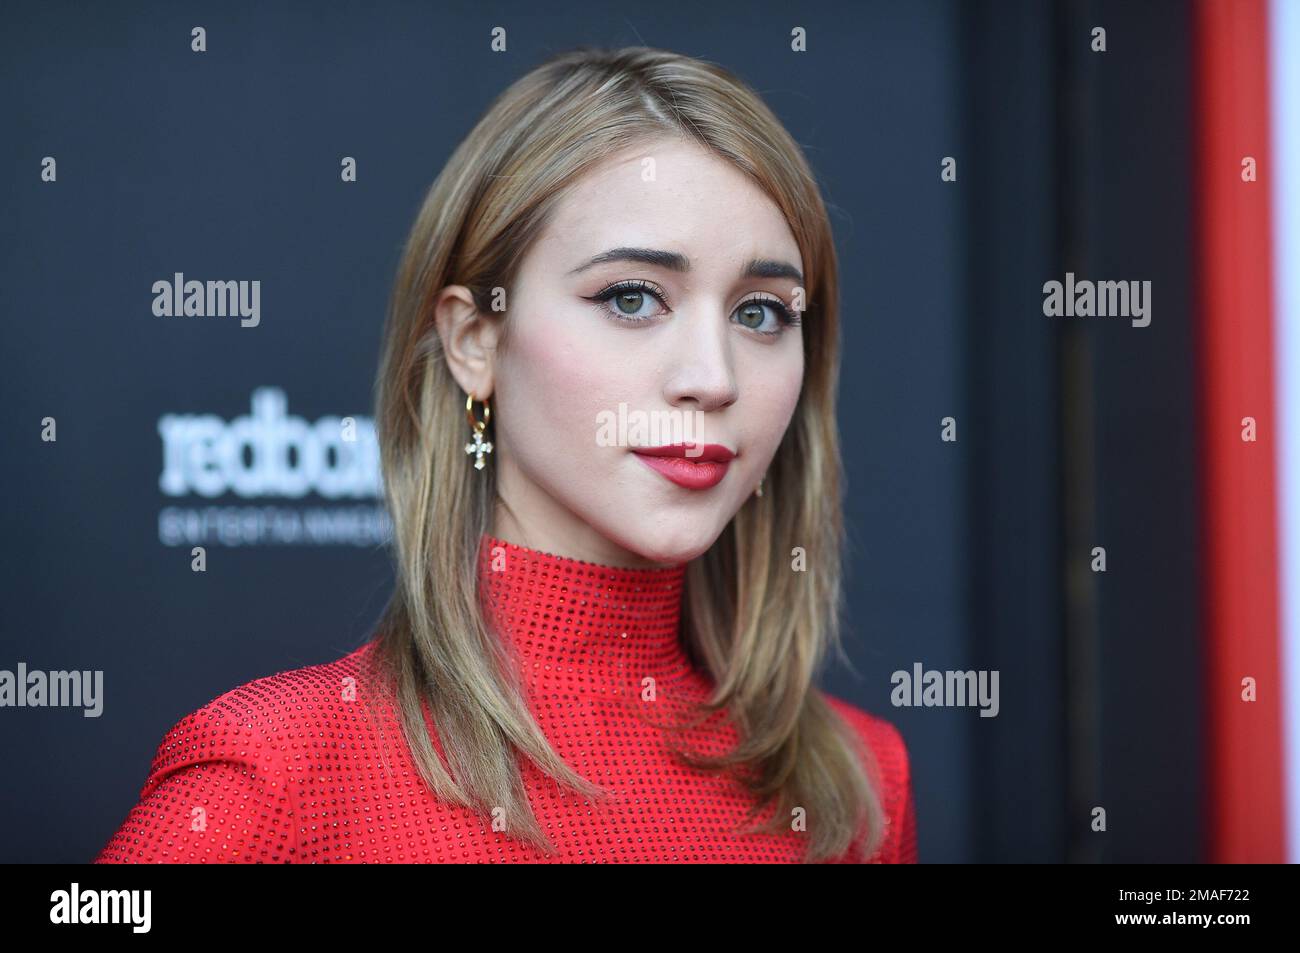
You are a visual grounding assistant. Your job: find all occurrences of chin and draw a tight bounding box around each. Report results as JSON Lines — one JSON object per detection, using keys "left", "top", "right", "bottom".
{"left": 611, "top": 520, "right": 723, "bottom": 567}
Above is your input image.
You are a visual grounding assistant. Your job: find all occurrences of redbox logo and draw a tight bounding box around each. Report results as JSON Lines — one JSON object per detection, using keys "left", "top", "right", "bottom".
{"left": 158, "top": 387, "right": 381, "bottom": 499}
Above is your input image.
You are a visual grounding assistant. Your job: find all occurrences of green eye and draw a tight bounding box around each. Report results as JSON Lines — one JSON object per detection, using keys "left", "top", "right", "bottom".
{"left": 585, "top": 279, "right": 669, "bottom": 323}
{"left": 737, "top": 302, "right": 766, "bottom": 329}
{"left": 584, "top": 281, "right": 801, "bottom": 335}
{"left": 733, "top": 297, "right": 800, "bottom": 335}
{"left": 615, "top": 291, "right": 645, "bottom": 315}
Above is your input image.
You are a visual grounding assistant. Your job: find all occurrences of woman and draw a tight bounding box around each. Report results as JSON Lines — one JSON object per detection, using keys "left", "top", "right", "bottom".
{"left": 95, "top": 46, "right": 917, "bottom": 864}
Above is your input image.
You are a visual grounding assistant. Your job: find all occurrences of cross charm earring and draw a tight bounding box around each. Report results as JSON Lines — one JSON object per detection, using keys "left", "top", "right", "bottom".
{"left": 465, "top": 393, "right": 493, "bottom": 471}
{"left": 465, "top": 429, "right": 493, "bottom": 470}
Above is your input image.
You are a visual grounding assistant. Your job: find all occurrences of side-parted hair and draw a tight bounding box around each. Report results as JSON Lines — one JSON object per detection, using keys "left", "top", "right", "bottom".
{"left": 369, "top": 45, "right": 884, "bottom": 862}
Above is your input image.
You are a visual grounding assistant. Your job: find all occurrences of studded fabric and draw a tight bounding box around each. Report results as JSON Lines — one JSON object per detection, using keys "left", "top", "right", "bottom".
{"left": 94, "top": 533, "right": 917, "bottom": 863}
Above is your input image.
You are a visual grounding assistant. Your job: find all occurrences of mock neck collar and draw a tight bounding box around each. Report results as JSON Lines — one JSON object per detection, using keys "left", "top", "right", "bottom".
{"left": 477, "top": 533, "right": 691, "bottom": 698}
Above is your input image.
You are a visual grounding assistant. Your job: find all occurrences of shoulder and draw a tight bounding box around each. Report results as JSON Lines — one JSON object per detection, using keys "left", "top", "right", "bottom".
{"left": 94, "top": 642, "right": 385, "bottom": 863}
{"left": 821, "top": 691, "right": 911, "bottom": 787}
{"left": 820, "top": 690, "right": 918, "bottom": 863}
{"left": 195, "top": 641, "right": 377, "bottom": 720}
{"left": 142, "top": 642, "right": 381, "bottom": 790}
{"left": 94, "top": 639, "right": 387, "bottom": 863}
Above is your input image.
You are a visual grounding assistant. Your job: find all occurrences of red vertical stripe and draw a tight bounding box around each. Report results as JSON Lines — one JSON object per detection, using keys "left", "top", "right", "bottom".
{"left": 1195, "top": 0, "right": 1286, "bottom": 862}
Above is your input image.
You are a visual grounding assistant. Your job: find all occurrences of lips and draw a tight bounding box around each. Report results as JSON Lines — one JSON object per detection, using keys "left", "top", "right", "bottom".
{"left": 631, "top": 443, "right": 736, "bottom": 490}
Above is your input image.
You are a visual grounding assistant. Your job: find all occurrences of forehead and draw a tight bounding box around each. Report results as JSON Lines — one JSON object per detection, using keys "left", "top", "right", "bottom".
{"left": 538, "top": 139, "right": 804, "bottom": 279}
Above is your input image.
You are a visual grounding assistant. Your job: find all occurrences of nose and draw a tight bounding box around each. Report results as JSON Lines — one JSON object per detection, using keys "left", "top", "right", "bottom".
{"left": 661, "top": 306, "right": 739, "bottom": 413}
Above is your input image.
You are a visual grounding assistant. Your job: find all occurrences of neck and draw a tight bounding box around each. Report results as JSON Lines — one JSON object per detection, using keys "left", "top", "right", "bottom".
{"left": 477, "top": 533, "right": 691, "bottom": 698}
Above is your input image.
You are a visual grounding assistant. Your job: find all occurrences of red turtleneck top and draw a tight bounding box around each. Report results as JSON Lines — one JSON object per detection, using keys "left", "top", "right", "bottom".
{"left": 94, "top": 534, "right": 917, "bottom": 863}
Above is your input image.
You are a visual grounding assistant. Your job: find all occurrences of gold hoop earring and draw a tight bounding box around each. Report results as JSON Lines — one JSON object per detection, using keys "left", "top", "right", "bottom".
{"left": 464, "top": 392, "right": 493, "bottom": 471}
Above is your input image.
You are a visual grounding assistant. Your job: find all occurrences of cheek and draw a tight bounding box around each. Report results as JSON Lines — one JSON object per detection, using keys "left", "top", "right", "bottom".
{"left": 496, "top": 315, "right": 628, "bottom": 457}
{"left": 743, "top": 349, "right": 804, "bottom": 451}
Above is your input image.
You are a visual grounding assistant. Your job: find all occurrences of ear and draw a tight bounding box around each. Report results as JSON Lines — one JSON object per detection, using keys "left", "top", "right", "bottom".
{"left": 432, "top": 285, "right": 503, "bottom": 400}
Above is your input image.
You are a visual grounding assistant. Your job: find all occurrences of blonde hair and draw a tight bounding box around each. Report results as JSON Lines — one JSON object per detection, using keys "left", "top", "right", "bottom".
{"left": 368, "top": 45, "right": 884, "bottom": 862}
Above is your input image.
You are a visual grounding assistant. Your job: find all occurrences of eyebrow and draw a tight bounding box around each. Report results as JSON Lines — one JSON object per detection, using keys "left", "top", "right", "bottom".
{"left": 567, "top": 247, "right": 803, "bottom": 285}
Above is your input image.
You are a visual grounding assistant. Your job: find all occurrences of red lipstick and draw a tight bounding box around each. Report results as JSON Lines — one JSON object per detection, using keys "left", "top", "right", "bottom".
{"left": 631, "top": 443, "right": 736, "bottom": 490}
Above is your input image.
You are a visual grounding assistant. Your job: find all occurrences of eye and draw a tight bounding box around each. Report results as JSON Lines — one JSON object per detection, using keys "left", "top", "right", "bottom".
{"left": 733, "top": 295, "right": 801, "bottom": 335}
{"left": 584, "top": 279, "right": 670, "bottom": 323}
{"left": 583, "top": 282, "right": 802, "bottom": 334}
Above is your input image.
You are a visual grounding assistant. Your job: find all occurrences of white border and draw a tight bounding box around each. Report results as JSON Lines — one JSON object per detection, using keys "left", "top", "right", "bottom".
{"left": 1270, "top": 0, "right": 1300, "bottom": 864}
